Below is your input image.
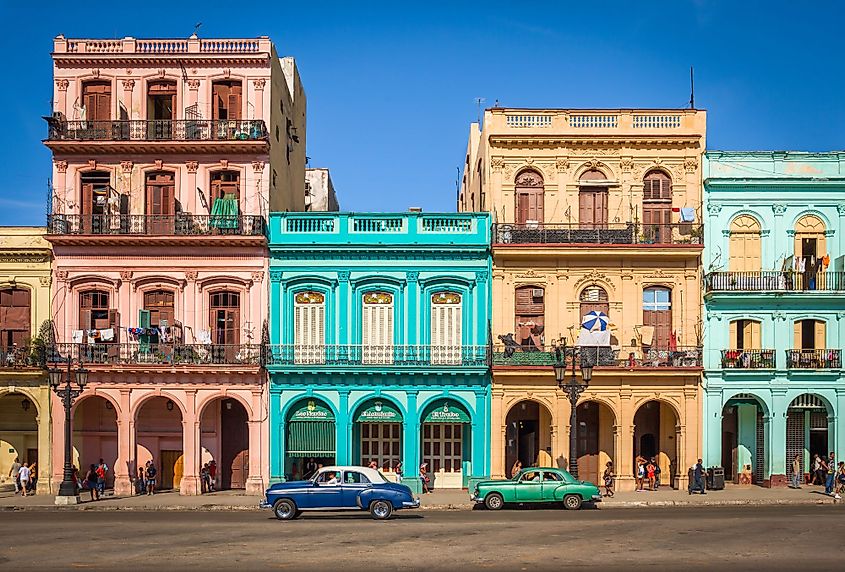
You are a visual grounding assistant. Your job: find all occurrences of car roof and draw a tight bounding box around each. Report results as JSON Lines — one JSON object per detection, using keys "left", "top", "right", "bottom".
{"left": 315, "top": 466, "right": 384, "bottom": 481}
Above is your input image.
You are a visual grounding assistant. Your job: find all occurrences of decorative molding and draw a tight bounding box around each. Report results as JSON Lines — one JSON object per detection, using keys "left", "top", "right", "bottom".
{"left": 39, "top": 276, "right": 52, "bottom": 287}
{"left": 154, "top": 160, "right": 163, "bottom": 170}
{"left": 186, "top": 79, "right": 200, "bottom": 90}
{"left": 157, "top": 68, "right": 166, "bottom": 79}
{"left": 644, "top": 268, "right": 671, "bottom": 280}
{"left": 269, "top": 270, "right": 283, "bottom": 282}
{"left": 684, "top": 157, "right": 699, "bottom": 173}
{"left": 251, "top": 161, "right": 265, "bottom": 173}
{"left": 837, "top": 204, "right": 845, "bottom": 216}
{"left": 185, "top": 161, "right": 199, "bottom": 174}
{"left": 120, "top": 161, "right": 133, "bottom": 174}
{"left": 223, "top": 68, "right": 231, "bottom": 79}
{"left": 252, "top": 78, "right": 266, "bottom": 90}
{"left": 515, "top": 169, "right": 543, "bottom": 187}
{"left": 91, "top": 69, "right": 100, "bottom": 78}
{"left": 722, "top": 229, "right": 732, "bottom": 237}
{"left": 406, "top": 271, "right": 419, "bottom": 283}
{"left": 574, "top": 270, "right": 615, "bottom": 291}
{"left": 184, "top": 270, "right": 198, "bottom": 282}
{"left": 337, "top": 270, "right": 350, "bottom": 283}
{"left": 54, "top": 160, "right": 68, "bottom": 174}
{"left": 772, "top": 204, "right": 787, "bottom": 215}
{"left": 707, "top": 203, "right": 723, "bottom": 215}
{"left": 121, "top": 79, "right": 135, "bottom": 90}
{"left": 220, "top": 159, "right": 229, "bottom": 169}
{"left": 491, "top": 157, "right": 504, "bottom": 172}
{"left": 475, "top": 271, "right": 489, "bottom": 283}
{"left": 250, "top": 271, "right": 264, "bottom": 284}
{"left": 772, "top": 311, "right": 787, "bottom": 321}
{"left": 836, "top": 312, "right": 845, "bottom": 321}
{"left": 55, "top": 79, "right": 69, "bottom": 91}
{"left": 555, "top": 156, "right": 571, "bottom": 173}
{"left": 55, "top": 270, "right": 69, "bottom": 282}
{"left": 619, "top": 157, "right": 634, "bottom": 173}
{"left": 87, "top": 160, "right": 97, "bottom": 170}
{"left": 119, "top": 270, "right": 133, "bottom": 282}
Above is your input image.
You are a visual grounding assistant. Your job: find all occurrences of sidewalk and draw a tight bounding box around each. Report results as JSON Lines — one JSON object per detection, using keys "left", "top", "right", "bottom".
{"left": 0, "top": 484, "right": 840, "bottom": 512}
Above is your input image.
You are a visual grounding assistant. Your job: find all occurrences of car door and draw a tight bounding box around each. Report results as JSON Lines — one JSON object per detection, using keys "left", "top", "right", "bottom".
{"left": 541, "top": 471, "right": 564, "bottom": 501}
{"left": 340, "top": 470, "right": 372, "bottom": 508}
{"left": 515, "top": 470, "right": 544, "bottom": 502}
{"left": 309, "top": 470, "right": 344, "bottom": 508}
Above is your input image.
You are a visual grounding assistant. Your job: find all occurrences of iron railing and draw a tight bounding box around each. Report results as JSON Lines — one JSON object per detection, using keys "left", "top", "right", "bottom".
{"left": 786, "top": 349, "right": 842, "bottom": 369}
{"left": 265, "top": 345, "right": 489, "bottom": 367}
{"left": 1, "top": 345, "right": 46, "bottom": 369}
{"left": 48, "top": 343, "right": 262, "bottom": 366}
{"left": 492, "top": 345, "right": 703, "bottom": 368}
{"left": 720, "top": 349, "right": 776, "bottom": 369}
{"left": 45, "top": 119, "right": 268, "bottom": 142}
{"left": 493, "top": 223, "right": 703, "bottom": 245}
{"left": 47, "top": 214, "right": 265, "bottom": 236}
{"left": 705, "top": 271, "right": 845, "bottom": 292}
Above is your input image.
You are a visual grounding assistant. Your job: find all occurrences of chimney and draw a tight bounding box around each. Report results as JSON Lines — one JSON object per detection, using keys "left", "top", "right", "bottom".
{"left": 408, "top": 207, "right": 422, "bottom": 213}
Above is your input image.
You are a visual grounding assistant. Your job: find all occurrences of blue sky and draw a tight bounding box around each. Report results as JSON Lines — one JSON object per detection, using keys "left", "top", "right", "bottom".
{"left": 1, "top": 0, "right": 843, "bottom": 225}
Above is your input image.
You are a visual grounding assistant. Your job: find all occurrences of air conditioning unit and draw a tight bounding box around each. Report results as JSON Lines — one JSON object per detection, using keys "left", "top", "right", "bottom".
{"left": 531, "top": 288, "right": 544, "bottom": 299}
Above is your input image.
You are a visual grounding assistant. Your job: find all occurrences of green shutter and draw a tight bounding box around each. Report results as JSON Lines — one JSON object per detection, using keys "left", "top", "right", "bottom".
{"left": 286, "top": 421, "right": 336, "bottom": 456}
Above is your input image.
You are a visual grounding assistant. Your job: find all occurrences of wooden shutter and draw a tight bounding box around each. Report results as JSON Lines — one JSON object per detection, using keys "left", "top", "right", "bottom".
{"left": 516, "top": 193, "right": 529, "bottom": 225}
{"left": 579, "top": 190, "right": 594, "bottom": 227}
{"left": 432, "top": 300, "right": 462, "bottom": 364}
{"left": 814, "top": 320, "right": 826, "bottom": 350}
{"left": 108, "top": 310, "right": 119, "bottom": 342}
{"left": 294, "top": 301, "right": 325, "bottom": 364}
{"left": 212, "top": 83, "right": 227, "bottom": 120}
{"left": 83, "top": 82, "right": 111, "bottom": 122}
{"left": 793, "top": 321, "right": 802, "bottom": 349}
{"left": 228, "top": 84, "right": 242, "bottom": 120}
{"left": 743, "top": 321, "right": 761, "bottom": 350}
{"left": 363, "top": 298, "right": 393, "bottom": 364}
{"left": 729, "top": 321, "right": 738, "bottom": 349}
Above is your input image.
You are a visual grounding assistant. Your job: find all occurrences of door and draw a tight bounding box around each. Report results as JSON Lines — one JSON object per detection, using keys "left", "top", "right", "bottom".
{"left": 221, "top": 399, "right": 249, "bottom": 489}
{"left": 577, "top": 404, "right": 600, "bottom": 486}
{"left": 145, "top": 172, "right": 175, "bottom": 234}
{"left": 82, "top": 81, "right": 111, "bottom": 123}
{"left": 515, "top": 469, "right": 544, "bottom": 501}
{"left": 160, "top": 450, "right": 183, "bottom": 490}
{"left": 309, "top": 470, "right": 344, "bottom": 507}
{"left": 147, "top": 81, "right": 176, "bottom": 139}
{"left": 579, "top": 189, "right": 608, "bottom": 229}
{"left": 514, "top": 170, "right": 544, "bottom": 225}
{"left": 340, "top": 470, "right": 371, "bottom": 508}
{"left": 541, "top": 470, "right": 564, "bottom": 498}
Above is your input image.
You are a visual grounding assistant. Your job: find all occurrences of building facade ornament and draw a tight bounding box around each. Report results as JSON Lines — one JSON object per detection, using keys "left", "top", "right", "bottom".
{"left": 120, "top": 161, "right": 133, "bottom": 174}
{"left": 55, "top": 79, "right": 69, "bottom": 91}
{"left": 121, "top": 79, "right": 135, "bottom": 90}
{"left": 154, "top": 160, "right": 163, "bottom": 170}
{"left": 684, "top": 157, "right": 699, "bottom": 173}
{"left": 39, "top": 276, "right": 52, "bottom": 287}
{"left": 55, "top": 270, "right": 68, "bottom": 282}
{"left": 337, "top": 270, "right": 350, "bottom": 283}
{"left": 619, "top": 157, "right": 634, "bottom": 173}
{"left": 185, "top": 161, "right": 199, "bottom": 174}
{"left": 491, "top": 157, "right": 504, "bottom": 172}
{"left": 252, "top": 78, "right": 266, "bottom": 90}
{"left": 772, "top": 204, "right": 787, "bottom": 215}
{"left": 119, "top": 270, "right": 133, "bottom": 282}
{"left": 707, "top": 203, "right": 723, "bottom": 215}
{"left": 406, "top": 271, "right": 419, "bottom": 283}
{"left": 252, "top": 161, "right": 265, "bottom": 173}
{"left": 250, "top": 271, "right": 265, "bottom": 284}
{"left": 186, "top": 79, "right": 200, "bottom": 90}
{"left": 837, "top": 204, "right": 845, "bottom": 216}
{"left": 184, "top": 270, "right": 198, "bottom": 282}
{"left": 269, "top": 270, "right": 283, "bottom": 282}
{"left": 54, "top": 160, "right": 68, "bottom": 174}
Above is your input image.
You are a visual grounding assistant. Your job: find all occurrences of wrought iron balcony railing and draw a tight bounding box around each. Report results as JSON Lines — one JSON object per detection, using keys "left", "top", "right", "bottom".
{"left": 1, "top": 345, "right": 47, "bottom": 369}
{"left": 493, "top": 345, "right": 703, "bottom": 368}
{"left": 47, "top": 214, "right": 265, "bottom": 237}
{"left": 45, "top": 119, "right": 268, "bottom": 142}
{"left": 720, "top": 349, "right": 776, "bottom": 369}
{"left": 48, "top": 343, "right": 262, "bottom": 366}
{"left": 265, "top": 344, "right": 489, "bottom": 367}
{"left": 786, "top": 349, "right": 842, "bottom": 369}
{"left": 705, "top": 271, "right": 845, "bottom": 292}
{"left": 493, "top": 223, "right": 703, "bottom": 245}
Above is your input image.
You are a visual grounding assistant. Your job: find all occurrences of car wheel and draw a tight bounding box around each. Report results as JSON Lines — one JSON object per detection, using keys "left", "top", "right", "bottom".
{"left": 562, "top": 494, "right": 582, "bottom": 511}
{"left": 370, "top": 500, "right": 393, "bottom": 520}
{"left": 484, "top": 493, "right": 504, "bottom": 511}
{"left": 273, "top": 498, "right": 298, "bottom": 520}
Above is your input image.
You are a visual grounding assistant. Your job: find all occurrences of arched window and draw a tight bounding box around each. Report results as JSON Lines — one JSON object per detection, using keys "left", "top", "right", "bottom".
{"left": 514, "top": 170, "right": 544, "bottom": 225}
{"left": 209, "top": 291, "right": 240, "bottom": 345}
{"left": 362, "top": 292, "right": 394, "bottom": 364}
{"left": 794, "top": 215, "right": 826, "bottom": 260}
{"left": 145, "top": 171, "right": 176, "bottom": 234}
{"left": 729, "top": 215, "right": 762, "bottom": 272}
{"left": 431, "top": 292, "right": 462, "bottom": 364}
{"left": 579, "top": 169, "right": 608, "bottom": 229}
{"left": 79, "top": 290, "right": 117, "bottom": 343}
{"left": 0, "top": 288, "right": 31, "bottom": 349}
{"left": 579, "top": 285, "right": 609, "bottom": 318}
{"left": 642, "top": 171, "right": 672, "bottom": 243}
{"left": 294, "top": 291, "right": 325, "bottom": 364}
{"left": 642, "top": 287, "right": 671, "bottom": 348}
{"left": 143, "top": 289, "right": 175, "bottom": 344}
{"left": 515, "top": 286, "right": 544, "bottom": 350}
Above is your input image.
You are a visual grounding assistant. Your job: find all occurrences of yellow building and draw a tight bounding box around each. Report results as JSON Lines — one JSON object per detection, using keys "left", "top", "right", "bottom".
{"left": 460, "top": 109, "right": 705, "bottom": 490}
{"left": 0, "top": 227, "right": 53, "bottom": 494}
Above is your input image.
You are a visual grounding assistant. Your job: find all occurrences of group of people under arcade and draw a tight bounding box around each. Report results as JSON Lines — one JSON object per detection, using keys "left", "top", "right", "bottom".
{"left": 798, "top": 452, "right": 845, "bottom": 499}
{"left": 7, "top": 458, "right": 37, "bottom": 496}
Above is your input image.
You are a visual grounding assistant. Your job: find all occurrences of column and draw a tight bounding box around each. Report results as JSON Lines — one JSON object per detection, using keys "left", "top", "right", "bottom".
{"left": 49, "top": 391, "right": 65, "bottom": 493}
{"left": 768, "top": 389, "right": 788, "bottom": 486}
{"left": 113, "top": 389, "right": 133, "bottom": 496}
{"left": 336, "top": 390, "right": 350, "bottom": 465}
{"left": 838, "top": 205, "right": 845, "bottom": 257}
{"left": 180, "top": 391, "right": 200, "bottom": 495}
{"left": 771, "top": 204, "right": 787, "bottom": 266}
{"left": 185, "top": 161, "right": 199, "bottom": 215}
{"left": 702, "top": 388, "right": 724, "bottom": 468}
{"left": 245, "top": 390, "right": 264, "bottom": 494}
{"left": 252, "top": 78, "right": 266, "bottom": 120}
{"left": 121, "top": 79, "right": 135, "bottom": 120}
{"left": 736, "top": 403, "right": 756, "bottom": 477}
{"left": 472, "top": 391, "right": 488, "bottom": 478}
{"left": 269, "top": 390, "right": 283, "bottom": 483}
{"left": 53, "top": 160, "right": 68, "bottom": 216}
{"left": 269, "top": 271, "right": 282, "bottom": 345}
{"left": 405, "top": 272, "right": 419, "bottom": 345}
{"left": 403, "top": 391, "right": 420, "bottom": 492}
{"left": 186, "top": 78, "right": 200, "bottom": 109}
{"left": 54, "top": 79, "right": 69, "bottom": 117}
{"left": 337, "top": 272, "right": 350, "bottom": 344}
{"left": 36, "top": 386, "right": 52, "bottom": 495}
{"left": 490, "top": 389, "right": 505, "bottom": 478}
{"left": 836, "top": 388, "right": 845, "bottom": 464}
{"left": 617, "top": 389, "right": 635, "bottom": 491}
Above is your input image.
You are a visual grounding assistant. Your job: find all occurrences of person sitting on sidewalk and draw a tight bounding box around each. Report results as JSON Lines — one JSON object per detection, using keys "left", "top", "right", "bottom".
{"left": 688, "top": 459, "right": 706, "bottom": 495}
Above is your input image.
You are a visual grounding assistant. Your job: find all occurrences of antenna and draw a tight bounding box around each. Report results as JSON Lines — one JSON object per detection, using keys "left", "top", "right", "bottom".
{"left": 191, "top": 22, "right": 202, "bottom": 38}
{"left": 689, "top": 66, "right": 695, "bottom": 109}
{"left": 474, "top": 97, "right": 486, "bottom": 125}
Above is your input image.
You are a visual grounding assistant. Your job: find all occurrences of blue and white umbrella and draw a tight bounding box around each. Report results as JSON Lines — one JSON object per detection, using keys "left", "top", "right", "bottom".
{"left": 581, "top": 311, "right": 609, "bottom": 331}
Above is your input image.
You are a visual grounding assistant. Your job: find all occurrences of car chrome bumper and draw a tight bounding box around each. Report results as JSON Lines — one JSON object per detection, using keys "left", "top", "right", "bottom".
{"left": 470, "top": 494, "right": 479, "bottom": 502}
{"left": 403, "top": 498, "right": 421, "bottom": 509}
{"left": 591, "top": 494, "right": 603, "bottom": 502}
{"left": 259, "top": 499, "right": 270, "bottom": 509}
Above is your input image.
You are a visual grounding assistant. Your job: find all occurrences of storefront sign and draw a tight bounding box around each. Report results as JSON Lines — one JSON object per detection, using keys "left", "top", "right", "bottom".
{"left": 356, "top": 400, "right": 402, "bottom": 423}
{"left": 423, "top": 400, "right": 471, "bottom": 423}
{"left": 289, "top": 399, "right": 335, "bottom": 421}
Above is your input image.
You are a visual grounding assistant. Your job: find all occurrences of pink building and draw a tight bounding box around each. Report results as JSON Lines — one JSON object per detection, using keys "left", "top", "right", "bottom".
{"left": 44, "top": 35, "right": 306, "bottom": 495}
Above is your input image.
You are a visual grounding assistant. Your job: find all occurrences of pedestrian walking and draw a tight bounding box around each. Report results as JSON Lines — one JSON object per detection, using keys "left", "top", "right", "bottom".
{"left": 689, "top": 459, "right": 707, "bottom": 495}
{"left": 824, "top": 452, "right": 836, "bottom": 495}
{"left": 420, "top": 463, "right": 431, "bottom": 494}
{"left": 635, "top": 456, "right": 646, "bottom": 491}
{"left": 200, "top": 463, "right": 210, "bottom": 494}
{"left": 602, "top": 461, "right": 615, "bottom": 498}
{"left": 835, "top": 461, "right": 845, "bottom": 500}
{"left": 510, "top": 460, "right": 522, "bottom": 479}
{"left": 17, "top": 462, "right": 31, "bottom": 497}
{"left": 811, "top": 453, "right": 824, "bottom": 485}
{"left": 653, "top": 458, "right": 661, "bottom": 490}
{"left": 145, "top": 460, "right": 157, "bottom": 495}
{"left": 208, "top": 460, "right": 217, "bottom": 492}
{"left": 9, "top": 457, "right": 21, "bottom": 494}
{"left": 791, "top": 454, "right": 802, "bottom": 489}
{"left": 27, "top": 462, "right": 37, "bottom": 493}
{"left": 85, "top": 464, "right": 100, "bottom": 501}
{"left": 646, "top": 458, "right": 656, "bottom": 491}
{"left": 136, "top": 467, "right": 145, "bottom": 495}
{"left": 96, "top": 458, "right": 108, "bottom": 497}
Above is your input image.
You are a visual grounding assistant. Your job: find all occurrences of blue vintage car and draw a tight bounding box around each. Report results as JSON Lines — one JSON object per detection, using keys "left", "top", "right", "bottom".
{"left": 260, "top": 466, "right": 420, "bottom": 520}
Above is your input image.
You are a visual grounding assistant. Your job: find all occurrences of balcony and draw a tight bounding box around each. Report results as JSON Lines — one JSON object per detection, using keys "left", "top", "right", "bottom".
{"left": 705, "top": 271, "right": 845, "bottom": 293}
{"left": 492, "top": 223, "right": 703, "bottom": 246}
{"left": 720, "top": 349, "right": 776, "bottom": 369}
{"left": 265, "top": 345, "right": 489, "bottom": 368}
{"left": 44, "top": 119, "right": 268, "bottom": 154}
{"left": 493, "top": 345, "right": 703, "bottom": 368}
{"left": 1, "top": 345, "right": 46, "bottom": 370}
{"left": 48, "top": 343, "right": 262, "bottom": 367}
{"left": 786, "top": 349, "right": 842, "bottom": 370}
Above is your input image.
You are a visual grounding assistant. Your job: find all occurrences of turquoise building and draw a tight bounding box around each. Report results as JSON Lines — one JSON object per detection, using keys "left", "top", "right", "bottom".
{"left": 702, "top": 151, "right": 845, "bottom": 486}
{"left": 267, "top": 212, "right": 491, "bottom": 491}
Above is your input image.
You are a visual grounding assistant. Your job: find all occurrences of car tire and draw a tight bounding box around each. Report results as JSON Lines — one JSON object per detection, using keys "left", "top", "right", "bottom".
{"left": 370, "top": 500, "right": 393, "bottom": 520}
{"left": 562, "top": 494, "right": 582, "bottom": 511}
{"left": 484, "top": 493, "right": 504, "bottom": 511}
{"left": 273, "top": 498, "right": 298, "bottom": 520}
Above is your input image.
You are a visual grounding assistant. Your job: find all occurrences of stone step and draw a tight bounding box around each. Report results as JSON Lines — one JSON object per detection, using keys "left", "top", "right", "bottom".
{"left": 0, "top": 484, "right": 15, "bottom": 493}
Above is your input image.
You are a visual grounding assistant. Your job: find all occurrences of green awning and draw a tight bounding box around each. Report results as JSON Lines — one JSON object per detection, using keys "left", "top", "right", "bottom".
{"left": 422, "top": 399, "right": 471, "bottom": 423}
{"left": 355, "top": 400, "right": 402, "bottom": 423}
{"left": 287, "top": 421, "right": 335, "bottom": 456}
{"left": 289, "top": 400, "right": 335, "bottom": 421}
{"left": 210, "top": 193, "right": 239, "bottom": 229}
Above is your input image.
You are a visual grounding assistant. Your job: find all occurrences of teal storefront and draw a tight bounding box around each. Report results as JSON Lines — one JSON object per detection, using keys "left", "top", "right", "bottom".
{"left": 267, "top": 212, "right": 492, "bottom": 492}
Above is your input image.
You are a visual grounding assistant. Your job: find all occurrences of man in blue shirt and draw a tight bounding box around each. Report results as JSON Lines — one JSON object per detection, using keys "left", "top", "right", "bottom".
{"left": 689, "top": 459, "right": 706, "bottom": 495}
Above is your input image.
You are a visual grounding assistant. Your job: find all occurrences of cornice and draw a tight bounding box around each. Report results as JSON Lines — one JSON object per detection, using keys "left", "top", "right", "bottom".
{"left": 489, "top": 135, "right": 702, "bottom": 149}
{"left": 53, "top": 54, "right": 272, "bottom": 68}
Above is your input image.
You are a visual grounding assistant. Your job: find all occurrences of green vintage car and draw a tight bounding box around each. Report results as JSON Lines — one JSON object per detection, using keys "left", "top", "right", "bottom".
{"left": 471, "top": 467, "right": 602, "bottom": 511}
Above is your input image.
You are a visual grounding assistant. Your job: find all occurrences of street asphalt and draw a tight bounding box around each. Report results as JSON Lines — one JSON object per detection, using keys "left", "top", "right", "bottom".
{"left": 1, "top": 505, "right": 842, "bottom": 570}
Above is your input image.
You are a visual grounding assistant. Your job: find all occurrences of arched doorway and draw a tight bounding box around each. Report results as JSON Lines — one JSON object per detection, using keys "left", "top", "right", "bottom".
{"left": 576, "top": 400, "right": 616, "bottom": 486}
{"left": 642, "top": 170, "right": 672, "bottom": 243}
{"left": 514, "top": 170, "right": 544, "bottom": 226}
{"left": 794, "top": 215, "right": 827, "bottom": 289}
{"left": 633, "top": 400, "right": 679, "bottom": 488}
{"left": 200, "top": 397, "right": 249, "bottom": 490}
{"left": 73, "top": 396, "right": 118, "bottom": 489}
{"left": 353, "top": 398, "right": 402, "bottom": 474}
{"left": 285, "top": 397, "right": 335, "bottom": 480}
{"left": 579, "top": 169, "right": 608, "bottom": 229}
{"left": 721, "top": 394, "right": 767, "bottom": 484}
{"left": 787, "top": 394, "right": 830, "bottom": 485}
{"left": 505, "top": 400, "right": 554, "bottom": 475}
{"left": 0, "top": 392, "right": 38, "bottom": 489}
{"left": 421, "top": 398, "right": 472, "bottom": 489}
{"left": 136, "top": 397, "right": 183, "bottom": 491}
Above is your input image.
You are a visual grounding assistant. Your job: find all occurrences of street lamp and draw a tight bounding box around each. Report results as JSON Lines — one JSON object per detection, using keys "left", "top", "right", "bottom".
{"left": 553, "top": 339, "right": 594, "bottom": 479}
{"left": 49, "top": 356, "right": 89, "bottom": 505}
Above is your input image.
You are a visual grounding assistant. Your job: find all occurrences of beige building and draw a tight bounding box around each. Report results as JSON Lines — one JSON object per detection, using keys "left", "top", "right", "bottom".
{"left": 0, "top": 228, "right": 53, "bottom": 494}
{"left": 460, "top": 108, "right": 706, "bottom": 490}
{"left": 305, "top": 167, "right": 339, "bottom": 211}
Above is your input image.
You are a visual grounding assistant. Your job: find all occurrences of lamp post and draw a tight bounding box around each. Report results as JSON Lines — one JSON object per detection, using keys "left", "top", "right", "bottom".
{"left": 553, "top": 340, "right": 593, "bottom": 479}
{"left": 48, "top": 356, "right": 88, "bottom": 505}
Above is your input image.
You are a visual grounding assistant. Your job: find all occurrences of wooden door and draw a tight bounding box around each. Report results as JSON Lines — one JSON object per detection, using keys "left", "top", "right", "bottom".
{"left": 159, "top": 450, "right": 183, "bottom": 490}
{"left": 145, "top": 172, "right": 175, "bottom": 234}
{"left": 515, "top": 286, "right": 544, "bottom": 349}
{"left": 579, "top": 189, "right": 608, "bottom": 229}
{"left": 221, "top": 400, "right": 249, "bottom": 489}
{"left": 514, "top": 170, "right": 544, "bottom": 225}
{"left": 577, "top": 404, "right": 600, "bottom": 485}
{"left": 83, "top": 82, "right": 111, "bottom": 122}
{"left": 212, "top": 82, "right": 243, "bottom": 121}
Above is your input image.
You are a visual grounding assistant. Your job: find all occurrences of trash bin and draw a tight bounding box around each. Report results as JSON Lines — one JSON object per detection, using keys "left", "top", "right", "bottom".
{"left": 707, "top": 467, "right": 725, "bottom": 490}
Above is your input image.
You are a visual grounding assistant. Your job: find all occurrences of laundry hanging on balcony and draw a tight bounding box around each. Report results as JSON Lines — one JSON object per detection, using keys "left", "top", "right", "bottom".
{"left": 577, "top": 310, "right": 611, "bottom": 346}
{"left": 209, "top": 192, "right": 239, "bottom": 229}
